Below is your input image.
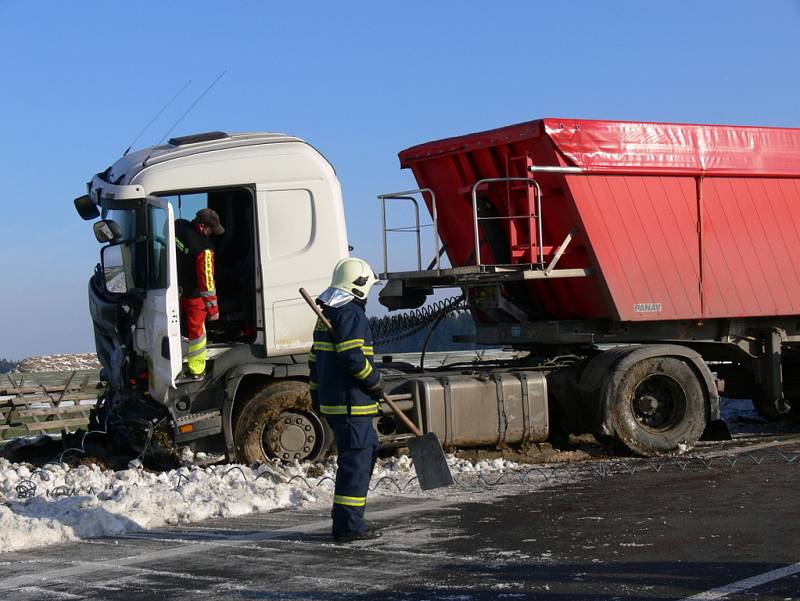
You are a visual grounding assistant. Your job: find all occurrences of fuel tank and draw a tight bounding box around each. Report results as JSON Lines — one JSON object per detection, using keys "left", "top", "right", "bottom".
{"left": 410, "top": 370, "right": 548, "bottom": 447}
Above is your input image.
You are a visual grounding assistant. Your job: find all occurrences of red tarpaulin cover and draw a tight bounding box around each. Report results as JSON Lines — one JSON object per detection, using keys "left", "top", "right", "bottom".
{"left": 400, "top": 118, "right": 800, "bottom": 177}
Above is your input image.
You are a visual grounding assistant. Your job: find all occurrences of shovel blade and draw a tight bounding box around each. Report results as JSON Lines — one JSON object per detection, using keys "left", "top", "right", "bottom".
{"left": 407, "top": 432, "right": 454, "bottom": 490}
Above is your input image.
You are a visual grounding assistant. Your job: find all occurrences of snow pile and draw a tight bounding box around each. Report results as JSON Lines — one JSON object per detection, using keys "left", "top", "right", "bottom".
{"left": 15, "top": 353, "right": 101, "bottom": 373}
{"left": 0, "top": 460, "right": 319, "bottom": 553}
{"left": 0, "top": 454, "right": 549, "bottom": 553}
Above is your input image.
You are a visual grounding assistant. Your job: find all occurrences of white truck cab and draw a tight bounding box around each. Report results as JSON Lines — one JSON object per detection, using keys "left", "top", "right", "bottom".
{"left": 77, "top": 132, "right": 349, "bottom": 463}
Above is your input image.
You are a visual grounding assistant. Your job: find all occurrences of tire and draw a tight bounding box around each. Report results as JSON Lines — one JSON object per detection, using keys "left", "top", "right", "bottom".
{"left": 233, "top": 380, "right": 333, "bottom": 464}
{"left": 608, "top": 357, "right": 707, "bottom": 457}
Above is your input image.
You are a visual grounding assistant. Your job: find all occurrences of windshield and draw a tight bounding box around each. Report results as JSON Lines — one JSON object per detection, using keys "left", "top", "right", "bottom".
{"left": 100, "top": 207, "right": 143, "bottom": 292}
{"left": 99, "top": 204, "right": 170, "bottom": 292}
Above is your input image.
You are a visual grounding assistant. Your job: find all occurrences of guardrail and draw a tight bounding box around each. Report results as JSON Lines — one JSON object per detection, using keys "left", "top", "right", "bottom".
{"left": 0, "top": 370, "right": 102, "bottom": 441}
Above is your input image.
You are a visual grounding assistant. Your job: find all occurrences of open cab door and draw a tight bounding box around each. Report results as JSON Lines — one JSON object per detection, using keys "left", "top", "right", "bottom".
{"left": 137, "top": 196, "right": 182, "bottom": 401}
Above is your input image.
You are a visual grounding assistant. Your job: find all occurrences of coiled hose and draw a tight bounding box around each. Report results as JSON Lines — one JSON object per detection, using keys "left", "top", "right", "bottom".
{"left": 370, "top": 295, "right": 468, "bottom": 345}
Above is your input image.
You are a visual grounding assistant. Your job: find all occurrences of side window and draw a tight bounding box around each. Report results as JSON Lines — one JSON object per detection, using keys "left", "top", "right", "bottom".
{"left": 148, "top": 205, "right": 169, "bottom": 289}
{"left": 264, "top": 189, "right": 314, "bottom": 258}
{"left": 163, "top": 192, "right": 208, "bottom": 220}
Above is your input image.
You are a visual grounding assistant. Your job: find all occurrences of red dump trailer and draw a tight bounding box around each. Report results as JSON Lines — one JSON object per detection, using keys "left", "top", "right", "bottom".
{"left": 379, "top": 118, "right": 800, "bottom": 453}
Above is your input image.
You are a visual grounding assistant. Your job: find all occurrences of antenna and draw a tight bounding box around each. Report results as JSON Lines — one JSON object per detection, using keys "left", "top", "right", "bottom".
{"left": 123, "top": 80, "right": 192, "bottom": 156}
{"left": 157, "top": 70, "right": 227, "bottom": 146}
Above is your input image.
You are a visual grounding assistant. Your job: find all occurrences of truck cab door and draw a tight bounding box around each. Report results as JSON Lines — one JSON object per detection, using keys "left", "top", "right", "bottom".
{"left": 137, "top": 196, "right": 182, "bottom": 401}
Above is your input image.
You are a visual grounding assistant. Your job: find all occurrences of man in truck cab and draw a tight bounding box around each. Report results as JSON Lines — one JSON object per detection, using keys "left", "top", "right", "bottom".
{"left": 175, "top": 208, "right": 225, "bottom": 379}
{"left": 309, "top": 257, "right": 384, "bottom": 543}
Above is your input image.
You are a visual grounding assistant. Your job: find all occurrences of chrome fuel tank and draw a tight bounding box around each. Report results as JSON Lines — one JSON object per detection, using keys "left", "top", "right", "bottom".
{"left": 411, "top": 371, "right": 548, "bottom": 447}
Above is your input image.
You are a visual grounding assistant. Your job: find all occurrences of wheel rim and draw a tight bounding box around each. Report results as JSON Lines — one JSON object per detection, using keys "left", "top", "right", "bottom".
{"left": 261, "top": 410, "right": 325, "bottom": 462}
{"left": 631, "top": 374, "right": 687, "bottom": 432}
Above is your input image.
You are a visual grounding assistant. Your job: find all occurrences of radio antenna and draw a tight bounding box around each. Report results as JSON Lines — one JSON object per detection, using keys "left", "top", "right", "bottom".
{"left": 157, "top": 70, "right": 227, "bottom": 145}
{"left": 123, "top": 80, "right": 192, "bottom": 156}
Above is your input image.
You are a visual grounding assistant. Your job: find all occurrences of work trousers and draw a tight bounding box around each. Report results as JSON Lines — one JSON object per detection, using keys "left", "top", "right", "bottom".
{"left": 327, "top": 414, "right": 380, "bottom": 536}
{"left": 180, "top": 297, "right": 208, "bottom": 375}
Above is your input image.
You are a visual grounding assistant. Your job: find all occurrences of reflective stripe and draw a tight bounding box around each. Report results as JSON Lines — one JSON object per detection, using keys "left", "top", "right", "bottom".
{"left": 362, "top": 345, "right": 374, "bottom": 356}
{"left": 313, "top": 341, "right": 335, "bottom": 352}
{"left": 309, "top": 381, "right": 319, "bottom": 390}
{"left": 350, "top": 403, "right": 380, "bottom": 415}
{"left": 203, "top": 250, "right": 215, "bottom": 291}
{"left": 205, "top": 300, "right": 218, "bottom": 308}
{"left": 187, "top": 335, "right": 207, "bottom": 352}
{"left": 187, "top": 347, "right": 205, "bottom": 358}
{"left": 354, "top": 360, "right": 373, "bottom": 380}
{"left": 333, "top": 494, "right": 366, "bottom": 507}
{"left": 176, "top": 239, "right": 188, "bottom": 254}
{"left": 199, "top": 290, "right": 217, "bottom": 298}
{"left": 336, "top": 338, "right": 365, "bottom": 352}
{"left": 308, "top": 352, "right": 316, "bottom": 362}
{"left": 319, "top": 404, "right": 379, "bottom": 416}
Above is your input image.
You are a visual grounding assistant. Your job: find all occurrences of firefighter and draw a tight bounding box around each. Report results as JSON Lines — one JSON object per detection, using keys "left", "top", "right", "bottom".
{"left": 309, "top": 257, "right": 384, "bottom": 543}
{"left": 175, "top": 208, "right": 225, "bottom": 379}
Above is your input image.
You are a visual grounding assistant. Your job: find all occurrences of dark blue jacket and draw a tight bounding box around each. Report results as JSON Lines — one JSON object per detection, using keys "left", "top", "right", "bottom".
{"left": 309, "top": 300, "right": 381, "bottom": 416}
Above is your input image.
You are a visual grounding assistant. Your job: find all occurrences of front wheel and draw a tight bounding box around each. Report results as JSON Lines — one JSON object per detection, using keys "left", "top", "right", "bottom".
{"left": 233, "top": 380, "right": 332, "bottom": 464}
{"left": 608, "top": 357, "right": 707, "bottom": 456}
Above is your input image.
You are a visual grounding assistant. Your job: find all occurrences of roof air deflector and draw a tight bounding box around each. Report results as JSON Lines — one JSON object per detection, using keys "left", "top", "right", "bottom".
{"left": 168, "top": 131, "right": 229, "bottom": 146}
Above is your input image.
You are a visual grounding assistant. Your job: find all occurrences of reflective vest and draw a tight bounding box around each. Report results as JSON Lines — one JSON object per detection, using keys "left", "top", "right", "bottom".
{"left": 308, "top": 300, "right": 380, "bottom": 416}
{"left": 175, "top": 219, "right": 219, "bottom": 317}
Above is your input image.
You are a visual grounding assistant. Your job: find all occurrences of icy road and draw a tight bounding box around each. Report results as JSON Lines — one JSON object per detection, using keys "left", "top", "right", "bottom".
{"left": 1, "top": 435, "right": 799, "bottom": 600}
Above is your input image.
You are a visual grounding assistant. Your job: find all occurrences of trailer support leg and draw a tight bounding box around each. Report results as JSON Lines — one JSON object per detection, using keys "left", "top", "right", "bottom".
{"left": 763, "top": 329, "right": 790, "bottom": 416}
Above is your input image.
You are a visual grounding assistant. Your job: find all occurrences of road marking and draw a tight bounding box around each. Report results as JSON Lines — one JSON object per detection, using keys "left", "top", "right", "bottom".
{"left": 678, "top": 561, "right": 800, "bottom": 600}
{"left": 0, "top": 499, "right": 452, "bottom": 591}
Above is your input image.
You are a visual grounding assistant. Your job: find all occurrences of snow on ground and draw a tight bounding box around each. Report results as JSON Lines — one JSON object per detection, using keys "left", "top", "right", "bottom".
{"left": 0, "top": 454, "right": 562, "bottom": 554}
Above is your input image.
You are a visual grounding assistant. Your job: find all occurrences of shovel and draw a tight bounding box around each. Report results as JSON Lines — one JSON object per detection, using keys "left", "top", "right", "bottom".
{"left": 300, "top": 288, "right": 454, "bottom": 490}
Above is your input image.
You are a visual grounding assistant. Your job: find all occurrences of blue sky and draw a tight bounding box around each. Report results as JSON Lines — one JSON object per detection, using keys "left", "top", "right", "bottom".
{"left": 0, "top": 0, "right": 799, "bottom": 359}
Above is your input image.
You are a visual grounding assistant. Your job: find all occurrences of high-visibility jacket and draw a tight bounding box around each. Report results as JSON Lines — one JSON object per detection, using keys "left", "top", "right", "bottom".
{"left": 309, "top": 300, "right": 381, "bottom": 416}
{"left": 175, "top": 219, "right": 219, "bottom": 317}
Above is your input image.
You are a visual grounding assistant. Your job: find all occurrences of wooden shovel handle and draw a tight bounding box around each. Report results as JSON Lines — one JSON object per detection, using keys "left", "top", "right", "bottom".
{"left": 298, "top": 287, "right": 423, "bottom": 437}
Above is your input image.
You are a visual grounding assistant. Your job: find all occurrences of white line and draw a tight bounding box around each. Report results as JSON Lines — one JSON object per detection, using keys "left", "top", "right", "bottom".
{"left": 678, "top": 561, "right": 800, "bottom": 600}
{"left": 0, "top": 499, "right": 452, "bottom": 591}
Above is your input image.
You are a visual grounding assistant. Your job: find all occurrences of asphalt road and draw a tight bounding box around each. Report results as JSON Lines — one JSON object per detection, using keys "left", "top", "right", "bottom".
{"left": 1, "top": 439, "right": 798, "bottom": 601}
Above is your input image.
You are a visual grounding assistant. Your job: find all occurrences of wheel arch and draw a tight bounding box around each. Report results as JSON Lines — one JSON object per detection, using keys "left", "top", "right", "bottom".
{"left": 221, "top": 363, "right": 310, "bottom": 460}
{"left": 580, "top": 344, "right": 720, "bottom": 437}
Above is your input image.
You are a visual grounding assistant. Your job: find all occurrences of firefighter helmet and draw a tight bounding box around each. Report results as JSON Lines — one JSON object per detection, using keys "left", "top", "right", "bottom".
{"left": 330, "top": 257, "right": 379, "bottom": 299}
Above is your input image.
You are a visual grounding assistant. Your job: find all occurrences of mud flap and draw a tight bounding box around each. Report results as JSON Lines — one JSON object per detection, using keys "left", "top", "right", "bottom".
{"left": 700, "top": 419, "right": 732, "bottom": 441}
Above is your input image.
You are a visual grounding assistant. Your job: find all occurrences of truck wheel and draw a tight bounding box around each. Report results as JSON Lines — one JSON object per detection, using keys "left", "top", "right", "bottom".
{"left": 233, "top": 381, "right": 332, "bottom": 464}
{"left": 608, "top": 357, "right": 706, "bottom": 456}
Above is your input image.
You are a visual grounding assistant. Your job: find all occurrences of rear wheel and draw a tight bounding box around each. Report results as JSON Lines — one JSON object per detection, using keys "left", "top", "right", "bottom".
{"left": 233, "top": 380, "right": 332, "bottom": 464}
{"left": 608, "top": 357, "right": 707, "bottom": 456}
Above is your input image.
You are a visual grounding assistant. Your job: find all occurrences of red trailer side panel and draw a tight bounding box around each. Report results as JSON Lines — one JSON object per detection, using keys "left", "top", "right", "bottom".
{"left": 702, "top": 178, "right": 800, "bottom": 318}
{"left": 564, "top": 175, "right": 701, "bottom": 321}
{"left": 399, "top": 119, "right": 800, "bottom": 323}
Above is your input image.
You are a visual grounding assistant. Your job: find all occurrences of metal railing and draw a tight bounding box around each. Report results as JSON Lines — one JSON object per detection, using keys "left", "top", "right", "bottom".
{"left": 379, "top": 176, "right": 581, "bottom": 276}
{"left": 378, "top": 188, "right": 440, "bottom": 275}
{"left": 470, "top": 177, "right": 543, "bottom": 268}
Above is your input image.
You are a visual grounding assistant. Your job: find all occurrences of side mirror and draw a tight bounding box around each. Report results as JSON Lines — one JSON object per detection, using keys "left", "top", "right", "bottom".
{"left": 100, "top": 244, "right": 129, "bottom": 294}
{"left": 93, "top": 220, "right": 123, "bottom": 243}
{"left": 74, "top": 194, "right": 100, "bottom": 220}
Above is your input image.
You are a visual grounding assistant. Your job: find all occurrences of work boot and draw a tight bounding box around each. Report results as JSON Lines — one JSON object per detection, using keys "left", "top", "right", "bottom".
{"left": 178, "top": 370, "right": 205, "bottom": 383}
{"left": 333, "top": 524, "right": 382, "bottom": 544}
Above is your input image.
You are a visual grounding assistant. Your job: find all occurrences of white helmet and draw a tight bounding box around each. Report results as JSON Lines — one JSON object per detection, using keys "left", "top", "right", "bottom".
{"left": 330, "top": 257, "right": 379, "bottom": 300}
